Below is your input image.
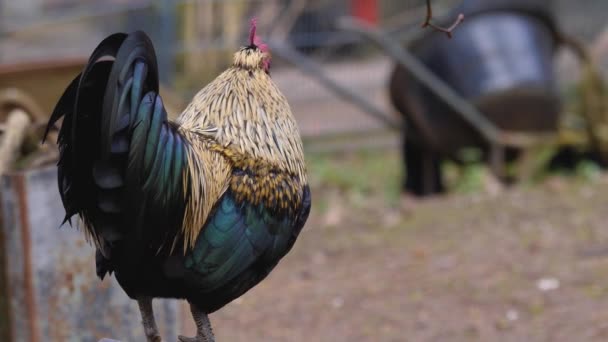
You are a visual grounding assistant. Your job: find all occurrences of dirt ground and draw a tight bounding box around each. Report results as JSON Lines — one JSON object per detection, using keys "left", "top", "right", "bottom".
{"left": 206, "top": 149, "right": 608, "bottom": 342}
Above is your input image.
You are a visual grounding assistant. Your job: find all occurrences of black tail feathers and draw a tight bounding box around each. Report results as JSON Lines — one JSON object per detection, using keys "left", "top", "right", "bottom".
{"left": 45, "top": 31, "right": 188, "bottom": 258}
{"left": 43, "top": 31, "right": 161, "bottom": 247}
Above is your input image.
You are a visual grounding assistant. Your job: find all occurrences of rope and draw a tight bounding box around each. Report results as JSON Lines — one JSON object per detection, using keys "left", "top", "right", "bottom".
{"left": 0, "top": 108, "right": 31, "bottom": 177}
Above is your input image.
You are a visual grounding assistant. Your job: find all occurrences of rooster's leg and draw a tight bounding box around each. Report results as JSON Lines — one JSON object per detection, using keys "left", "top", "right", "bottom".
{"left": 178, "top": 302, "right": 215, "bottom": 342}
{"left": 138, "top": 297, "right": 162, "bottom": 342}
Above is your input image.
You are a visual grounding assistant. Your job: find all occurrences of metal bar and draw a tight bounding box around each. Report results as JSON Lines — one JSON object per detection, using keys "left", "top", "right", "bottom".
{"left": 499, "top": 132, "right": 557, "bottom": 148}
{"left": 336, "top": 17, "right": 502, "bottom": 144}
{"left": 267, "top": 40, "right": 401, "bottom": 130}
{"left": 14, "top": 173, "right": 40, "bottom": 342}
{"left": 0, "top": 183, "right": 11, "bottom": 342}
{"left": 303, "top": 133, "right": 399, "bottom": 154}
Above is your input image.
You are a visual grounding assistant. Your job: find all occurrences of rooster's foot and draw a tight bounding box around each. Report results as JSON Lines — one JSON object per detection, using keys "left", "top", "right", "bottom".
{"left": 181, "top": 301, "right": 215, "bottom": 342}
{"left": 177, "top": 335, "right": 206, "bottom": 342}
{"left": 146, "top": 335, "right": 162, "bottom": 342}
{"left": 138, "top": 297, "right": 162, "bottom": 342}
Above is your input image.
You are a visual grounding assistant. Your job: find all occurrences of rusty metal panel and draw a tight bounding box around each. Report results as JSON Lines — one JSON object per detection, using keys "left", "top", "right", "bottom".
{"left": 0, "top": 166, "right": 183, "bottom": 342}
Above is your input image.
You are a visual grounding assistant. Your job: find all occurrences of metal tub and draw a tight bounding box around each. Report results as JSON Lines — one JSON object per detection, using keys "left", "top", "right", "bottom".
{"left": 0, "top": 166, "right": 184, "bottom": 342}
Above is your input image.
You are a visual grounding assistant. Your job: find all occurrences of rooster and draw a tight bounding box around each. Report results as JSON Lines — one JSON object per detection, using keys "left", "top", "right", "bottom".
{"left": 43, "top": 20, "right": 311, "bottom": 342}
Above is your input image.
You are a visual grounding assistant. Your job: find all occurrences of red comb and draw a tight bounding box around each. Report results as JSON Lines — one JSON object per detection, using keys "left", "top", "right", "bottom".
{"left": 249, "top": 17, "right": 270, "bottom": 71}
{"left": 249, "top": 17, "right": 268, "bottom": 53}
{"left": 249, "top": 18, "right": 258, "bottom": 46}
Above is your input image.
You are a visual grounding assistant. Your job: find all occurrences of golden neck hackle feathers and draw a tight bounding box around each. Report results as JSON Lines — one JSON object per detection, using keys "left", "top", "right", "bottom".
{"left": 176, "top": 45, "right": 307, "bottom": 249}
{"left": 178, "top": 46, "right": 306, "bottom": 181}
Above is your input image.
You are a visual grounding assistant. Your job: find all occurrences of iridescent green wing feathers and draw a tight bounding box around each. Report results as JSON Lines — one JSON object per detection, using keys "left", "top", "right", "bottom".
{"left": 185, "top": 187, "right": 310, "bottom": 292}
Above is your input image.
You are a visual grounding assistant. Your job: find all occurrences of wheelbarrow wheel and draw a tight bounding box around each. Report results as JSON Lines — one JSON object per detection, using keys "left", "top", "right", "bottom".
{"left": 403, "top": 138, "right": 445, "bottom": 196}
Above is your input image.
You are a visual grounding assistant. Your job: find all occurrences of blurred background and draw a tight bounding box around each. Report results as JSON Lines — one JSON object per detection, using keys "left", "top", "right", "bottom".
{"left": 3, "top": 0, "right": 608, "bottom": 341}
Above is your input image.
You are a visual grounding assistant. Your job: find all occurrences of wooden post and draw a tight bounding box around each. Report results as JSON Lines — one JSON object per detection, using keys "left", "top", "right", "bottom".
{"left": 179, "top": 1, "right": 252, "bottom": 90}
{"left": 158, "top": 0, "right": 177, "bottom": 84}
{"left": 222, "top": 1, "right": 246, "bottom": 50}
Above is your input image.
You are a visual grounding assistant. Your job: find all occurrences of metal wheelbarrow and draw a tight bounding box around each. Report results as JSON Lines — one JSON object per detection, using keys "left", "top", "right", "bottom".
{"left": 340, "top": 0, "right": 580, "bottom": 196}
